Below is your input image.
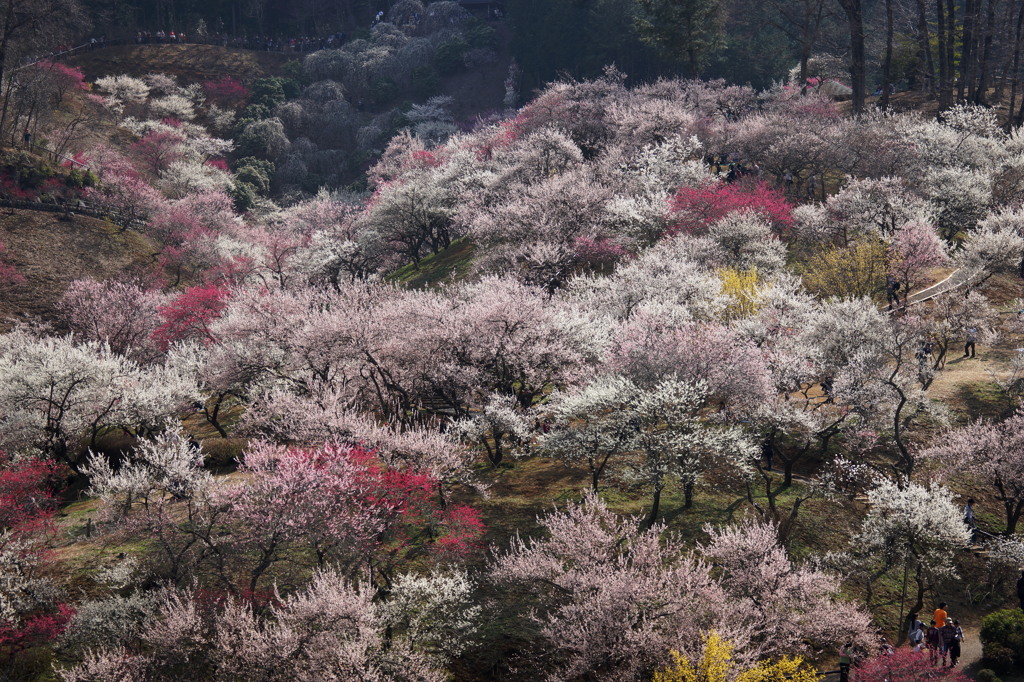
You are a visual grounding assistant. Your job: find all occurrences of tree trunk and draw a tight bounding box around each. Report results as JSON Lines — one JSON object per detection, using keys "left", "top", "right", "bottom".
{"left": 881, "top": 0, "right": 895, "bottom": 108}
{"left": 682, "top": 478, "right": 695, "bottom": 509}
{"left": 901, "top": 563, "right": 926, "bottom": 645}
{"left": 961, "top": 0, "right": 975, "bottom": 102}
{"left": 1008, "top": 1, "right": 1024, "bottom": 125}
{"left": 645, "top": 485, "right": 662, "bottom": 528}
{"left": 947, "top": 0, "right": 957, "bottom": 104}
{"left": 839, "top": 0, "right": 867, "bottom": 113}
{"left": 915, "top": 0, "right": 936, "bottom": 94}
{"left": 937, "top": 0, "right": 951, "bottom": 107}
{"left": 975, "top": 0, "right": 996, "bottom": 103}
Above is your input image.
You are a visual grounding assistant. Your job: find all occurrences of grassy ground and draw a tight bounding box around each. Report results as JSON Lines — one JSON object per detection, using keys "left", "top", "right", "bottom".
{"left": 388, "top": 238, "right": 476, "bottom": 288}
{"left": 0, "top": 208, "right": 159, "bottom": 329}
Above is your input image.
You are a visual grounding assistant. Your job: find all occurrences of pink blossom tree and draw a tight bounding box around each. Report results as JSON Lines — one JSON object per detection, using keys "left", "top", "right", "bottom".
{"left": 922, "top": 411, "right": 1024, "bottom": 535}
{"left": 490, "top": 494, "right": 870, "bottom": 681}
{"left": 89, "top": 441, "right": 484, "bottom": 594}
{"left": 887, "top": 220, "right": 948, "bottom": 300}
{"left": 59, "top": 278, "right": 166, "bottom": 361}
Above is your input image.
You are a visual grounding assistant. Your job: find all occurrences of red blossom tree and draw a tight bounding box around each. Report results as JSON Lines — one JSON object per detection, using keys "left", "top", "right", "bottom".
{"left": 0, "top": 453, "right": 65, "bottom": 532}
{"left": 668, "top": 181, "right": 795, "bottom": 236}
{"left": 0, "top": 603, "right": 75, "bottom": 659}
{"left": 151, "top": 284, "right": 231, "bottom": 351}
{"left": 202, "top": 76, "right": 250, "bottom": 105}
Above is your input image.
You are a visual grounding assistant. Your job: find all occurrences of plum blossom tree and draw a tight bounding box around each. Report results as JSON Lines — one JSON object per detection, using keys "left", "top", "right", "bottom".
{"left": 667, "top": 181, "right": 794, "bottom": 237}
{"left": 151, "top": 284, "right": 231, "bottom": 351}
{"left": 0, "top": 529, "right": 62, "bottom": 629}
{"left": 91, "top": 441, "right": 484, "bottom": 594}
{"left": 606, "top": 310, "right": 773, "bottom": 415}
{"left": 57, "top": 570, "right": 447, "bottom": 681}
{"left": 849, "top": 479, "right": 971, "bottom": 636}
{"left": 82, "top": 431, "right": 210, "bottom": 516}
{"left": 815, "top": 177, "right": 933, "bottom": 246}
{"left": 699, "top": 521, "right": 871, "bottom": 656}
{"left": 955, "top": 207, "right": 1024, "bottom": 287}
{"left": 589, "top": 377, "right": 756, "bottom": 523}
{"left": 455, "top": 393, "right": 530, "bottom": 467}
{"left": 537, "top": 376, "right": 638, "bottom": 491}
{"left": 444, "top": 277, "right": 600, "bottom": 409}
{"left": 922, "top": 411, "right": 1024, "bottom": 535}
{"left": 0, "top": 331, "right": 199, "bottom": 468}
{"left": 702, "top": 211, "right": 787, "bottom": 275}
{"left": 491, "top": 494, "right": 869, "bottom": 681}
{"left": 59, "top": 278, "right": 166, "bottom": 361}
{"left": 887, "top": 220, "right": 948, "bottom": 298}
{"left": 0, "top": 452, "right": 65, "bottom": 532}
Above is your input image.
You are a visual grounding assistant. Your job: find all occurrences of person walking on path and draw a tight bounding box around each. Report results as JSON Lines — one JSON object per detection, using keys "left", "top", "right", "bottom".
{"left": 963, "top": 498, "right": 978, "bottom": 543}
{"left": 949, "top": 619, "right": 964, "bottom": 667}
{"left": 1017, "top": 569, "right": 1024, "bottom": 610}
{"left": 925, "top": 620, "right": 941, "bottom": 665}
{"left": 886, "top": 275, "right": 901, "bottom": 310}
{"left": 964, "top": 328, "right": 977, "bottom": 358}
{"left": 939, "top": 620, "right": 957, "bottom": 666}
{"left": 908, "top": 616, "right": 925, "bottom": 651}
{"left": 934, "top": 602, "right": 948, "bottom": 628}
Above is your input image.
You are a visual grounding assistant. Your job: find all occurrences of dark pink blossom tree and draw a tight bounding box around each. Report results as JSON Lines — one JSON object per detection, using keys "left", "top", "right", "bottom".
{"left": 151, "top": 284, "right": 231, "bottom": 351}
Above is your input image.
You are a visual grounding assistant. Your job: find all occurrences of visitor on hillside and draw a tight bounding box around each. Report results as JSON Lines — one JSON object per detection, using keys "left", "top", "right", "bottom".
{"left": 949, "top": 619, "right": 964, "bottom": 667}
{"left": 934, "top": 602, "right": 948, "bottom": 628}
{"left": 784, "top": 170, "right": 794, "bottom": 193}
{"left": 925, "top": 619, "right": 941, "bottom": 665}
{"left": 939, "top": 619, "right": 957, "bottom": 666}
{"left": 908, "top": 616, "right": 925, "bottom": 651}
{"left": 761, "top": 438, "right": 774, "bottom": 471}
{"left": 964, "top": 328, "right": 977, "bottom": 358}
{"left": 1017, "top": 569, "right": 1024, "bottom": 610}
{"left": 886, "top": 275, "right": 901, "bottom": 310}
{"left": 963, "top": 498, "right": 977, "bottom": 543}
{"left": 807, "top": 174, "right": 817, "bottom": 199}
{"left": 22, "top": 128, "right": 31, "bottom": 148}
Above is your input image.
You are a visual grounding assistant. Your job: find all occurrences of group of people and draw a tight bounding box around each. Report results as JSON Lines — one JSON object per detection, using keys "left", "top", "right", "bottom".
{"left": 910, "top": 330, "right": 980, "bottom": 368}
{"left": 704, "top": 153, "right": 763, "bottom": 183}
{"left": 907, "top": 603, "right": 965, "bottom": 667}
{"left": 134, "top": 30, "right": 188, "bottom": 44}
{"left": 133, "top": 31, "right": 347, "bottom": 53}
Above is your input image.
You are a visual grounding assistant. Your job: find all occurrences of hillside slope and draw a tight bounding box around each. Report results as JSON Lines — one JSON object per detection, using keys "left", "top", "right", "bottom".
{"left": 66, "top": 43, "right": 293, "bottom": 83}
{"left": 0, "top": 208, "right": 158, "bottom": 328}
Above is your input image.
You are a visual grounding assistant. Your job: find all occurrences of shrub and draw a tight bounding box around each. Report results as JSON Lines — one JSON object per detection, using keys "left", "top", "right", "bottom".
{"left": 250, "top": 77, "right": 287, "bottom": 108}
{"left": 980, "top": 609, "right": 1024, "bottom": 672}
{"left": 434, "top": 37, "right": 469, "bottom": 74}
{"left": 977, "top": 670, "right": 1003, "bottom": 682}
{"left": 411, "top": 65, "right": 441, "bottom": 99}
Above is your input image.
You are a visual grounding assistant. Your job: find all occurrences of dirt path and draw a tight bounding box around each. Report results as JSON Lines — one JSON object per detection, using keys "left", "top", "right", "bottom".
{"left": 959, "top": 623, "right": 1024, "bottom": 681}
